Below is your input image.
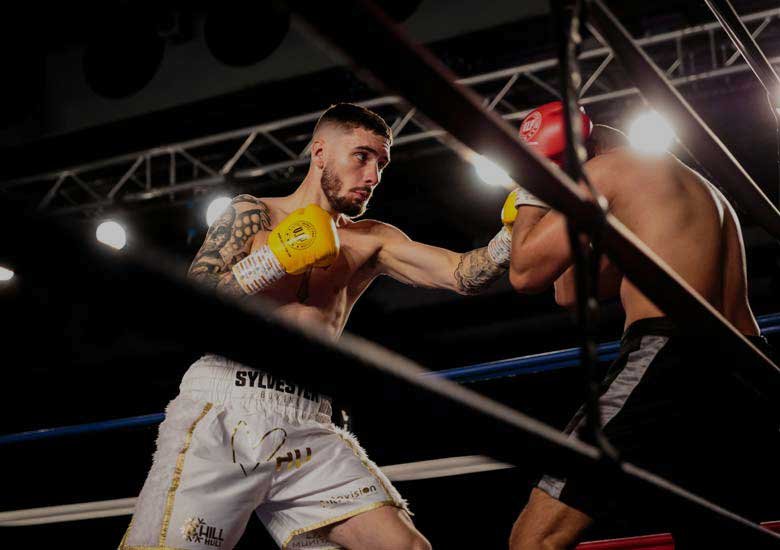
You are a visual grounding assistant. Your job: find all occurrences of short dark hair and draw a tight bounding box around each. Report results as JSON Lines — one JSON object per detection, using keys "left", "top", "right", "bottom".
{"left": 586, "top": 124, "right": 629, "bottom": 157}
{"left": 314, "top": 103, "right": 393, "bottom": 143}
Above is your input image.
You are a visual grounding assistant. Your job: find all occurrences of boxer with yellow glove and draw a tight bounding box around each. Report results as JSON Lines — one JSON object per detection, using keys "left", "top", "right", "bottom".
{"left": 130, "top": 104, "right": 519, "bottom": 550}
{"left": 232, "top": 204, "right": 339, "bottom": 294}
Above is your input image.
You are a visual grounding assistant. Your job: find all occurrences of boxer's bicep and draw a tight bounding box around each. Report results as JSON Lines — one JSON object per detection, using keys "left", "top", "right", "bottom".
{"left": 188, "top": 195, "right": 272, "bottom": 293}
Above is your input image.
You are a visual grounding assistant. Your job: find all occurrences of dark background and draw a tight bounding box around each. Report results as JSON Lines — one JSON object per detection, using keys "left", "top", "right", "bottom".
{"left": 2, "top": 0, "right": 780, "bottom": 547}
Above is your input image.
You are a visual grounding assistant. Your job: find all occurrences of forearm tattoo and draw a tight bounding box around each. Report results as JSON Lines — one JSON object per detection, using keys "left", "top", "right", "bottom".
{"left": 187, "top": 195, "right": 272, "bottom": 297}
{"left": 454, "top": 246, "right": 507, "bottom": 295}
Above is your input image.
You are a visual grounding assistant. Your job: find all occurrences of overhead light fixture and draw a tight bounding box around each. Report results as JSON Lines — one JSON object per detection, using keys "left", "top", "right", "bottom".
{"left": 206, "top": 196, "right": 232, "bottom": 226}
{"left": 628, "top": 111, "right": 676, "bottom": 154}
{"left": 0, "top": 266, "right": 14, "bottom": 282}
{"left": 96, "top": 220, "right": 128, "bottom": 250}
{"left": 472, "top": 155, "right": 514, "bottom": 187}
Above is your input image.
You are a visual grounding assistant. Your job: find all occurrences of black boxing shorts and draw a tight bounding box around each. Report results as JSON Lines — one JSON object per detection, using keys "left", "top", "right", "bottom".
{"left": 536, "top": 317, "right": 780, "bottom": 527}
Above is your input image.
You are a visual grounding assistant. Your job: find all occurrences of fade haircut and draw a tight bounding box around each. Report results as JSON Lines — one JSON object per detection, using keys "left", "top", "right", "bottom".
{"left": 586, "top": 124, "right": 629, "bottom": 157}
{"left": 313, "top": 103, "right": 393, "bottom": 144}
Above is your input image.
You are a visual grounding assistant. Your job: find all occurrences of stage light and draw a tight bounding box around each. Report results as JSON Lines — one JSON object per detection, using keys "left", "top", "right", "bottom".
{"left": 628, "top": 111, "right": 675, "bottom": 154}
{"left": 0, "top": 266, "right": 14, "bottom": 282}
{"left": 96, "top": 220, "right": 127, "bottom": 250}
{"left": 473, "top": 155, "right": 514, "bottom": 187}
{"left": 206, "top": 196, "right": 232, "bottom": 226}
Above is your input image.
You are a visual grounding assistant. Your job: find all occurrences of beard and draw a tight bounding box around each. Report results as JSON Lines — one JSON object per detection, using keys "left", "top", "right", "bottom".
{"left": 321, "top": 164, "right": 370, "bottom": 217}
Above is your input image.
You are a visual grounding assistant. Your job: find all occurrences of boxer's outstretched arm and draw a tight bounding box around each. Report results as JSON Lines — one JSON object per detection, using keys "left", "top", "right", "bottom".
{"left": 372, "top": 223, "right": 506, "bottom": 295}
{"left": 187, "top": 195, "right": 273, "bottom": 298}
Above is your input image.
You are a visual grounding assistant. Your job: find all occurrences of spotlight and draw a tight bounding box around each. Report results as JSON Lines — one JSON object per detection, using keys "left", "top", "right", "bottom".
{"left": 96, "top": 220, "right": 127, "bottom": 250}
{"left": 206, "top": 196, "right": 232, "bottom": 226}
{"left": 473, "top": 155, "right": 514, "bottom": 187}
{"left": 628, "top": 111, "right": 675, "bottom": 154}
{"left": 0, "top": 266, "right": 14, "bottom": 282}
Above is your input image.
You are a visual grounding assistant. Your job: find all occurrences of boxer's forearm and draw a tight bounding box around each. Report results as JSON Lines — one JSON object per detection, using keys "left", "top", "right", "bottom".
{"left": 453, "top": 247, "right": 507, "bottom": 295}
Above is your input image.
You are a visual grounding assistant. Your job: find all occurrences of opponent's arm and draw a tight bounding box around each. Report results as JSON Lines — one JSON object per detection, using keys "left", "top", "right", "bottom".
{"left": 372, "top": 223, "right": 507, "bottom": 295}
{"left": 510, "top": 155, "right": 618, "bottom": 294}
{"left": 553, "top": 257, "right": 623, "bottom": 308}
{"left": 187, "top": 195, "right": 273, "bottom": 298}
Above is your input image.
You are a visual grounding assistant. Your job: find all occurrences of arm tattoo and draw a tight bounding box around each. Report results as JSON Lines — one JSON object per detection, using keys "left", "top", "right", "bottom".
{"left": 187, "top": 197, "right": 273, "bottom": 297}
{"left": 454, "top": 246, "right": 507, "bottom": 295}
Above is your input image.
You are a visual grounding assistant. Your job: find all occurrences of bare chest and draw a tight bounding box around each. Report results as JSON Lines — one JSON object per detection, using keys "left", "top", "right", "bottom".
{"left": 250, "top": 228, "right": 380, "bottom": 330}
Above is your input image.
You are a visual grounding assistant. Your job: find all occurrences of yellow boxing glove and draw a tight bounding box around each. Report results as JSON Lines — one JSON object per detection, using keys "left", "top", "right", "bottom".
{"left": 232, "top": 204, "right": 340, "bottom": 294}
{"left": 487, "top": 189, "right": 519, "bottom": 267}
{"left": 268, "top": 204, "right": 340, "bottom": 274}
{"left": 501, "top": 188, "right": 519, "bottom": 226}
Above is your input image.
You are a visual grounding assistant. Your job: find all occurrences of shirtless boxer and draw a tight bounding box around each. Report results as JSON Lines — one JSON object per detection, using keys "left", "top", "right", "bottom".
{"left": 506, "top": 102, "right": 776, "bottom": 548}
{"left": 119, "top": 103, "right": 512, "bottom": 550}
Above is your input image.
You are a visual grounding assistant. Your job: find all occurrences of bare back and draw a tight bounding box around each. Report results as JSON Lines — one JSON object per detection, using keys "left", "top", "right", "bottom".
{"left": 590, "top": 149, "right": 759, "bottom": 334}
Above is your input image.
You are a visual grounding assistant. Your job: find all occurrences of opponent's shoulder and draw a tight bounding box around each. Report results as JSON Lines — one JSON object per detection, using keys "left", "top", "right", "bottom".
{"left": 583, "top": 148, "right": 632, "bottom": 176}
{"left": 583, "top": 148, "right": 644, "bottom": 197}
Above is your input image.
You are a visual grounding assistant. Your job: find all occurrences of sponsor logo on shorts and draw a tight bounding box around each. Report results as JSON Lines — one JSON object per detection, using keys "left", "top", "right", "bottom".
{"left": 180, "top": 517, "right": 225, "bottom": 547}
{"left": 319, "top": 485, "right": 377, "bottom": 509}
{"left": 234, "top": 370, "right": 321, "bottom": 402}
{"left": 276, "top": 447, "right": 313, "bottom": 471}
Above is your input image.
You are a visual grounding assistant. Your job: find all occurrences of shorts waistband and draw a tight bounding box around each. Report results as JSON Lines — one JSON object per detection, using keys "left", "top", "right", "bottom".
{"left": 180, "top": 355, "right": 332, "bottom": 424}
{"left": 622, "top": 317, "right": 678, "bottom": 344}
{"left": 621, "top": 317, "right": 771, "bottom": 352}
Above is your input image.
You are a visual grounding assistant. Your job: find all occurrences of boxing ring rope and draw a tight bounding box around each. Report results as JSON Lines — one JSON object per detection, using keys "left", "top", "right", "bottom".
{"left": 3, "top": 313, "right": 779, "bottom": 447}
{"left": 5, "top": 318, "right": 780, "bottom": 526}
{"left": 3, "top": 0, "right": 780, "bottom": 545}
{"left": 586, "top": 0, "right": 780, "bottom": 238}
{"left": 0, "top": 455, "right": 514, "bottom": 526}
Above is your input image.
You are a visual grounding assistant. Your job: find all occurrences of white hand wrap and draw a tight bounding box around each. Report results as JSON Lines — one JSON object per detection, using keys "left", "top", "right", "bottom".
{"left": 513, "top": 186, "right": 549, "bottom": 209}
{"left": 487, "top": 226, "right": 512, "bottom": 267}
{"left": 231, "top": 245, "right": 287, "bottom": 295}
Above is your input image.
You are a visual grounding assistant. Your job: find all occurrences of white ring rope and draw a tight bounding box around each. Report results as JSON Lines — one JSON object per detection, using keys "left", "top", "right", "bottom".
{"left": 0, "top": 455, "right": 512, "bottom": 526}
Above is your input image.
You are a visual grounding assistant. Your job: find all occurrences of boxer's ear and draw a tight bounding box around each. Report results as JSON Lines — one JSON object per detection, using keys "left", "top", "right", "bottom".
{"left": 311, "top": 138, "right": 326, "bottom": 170}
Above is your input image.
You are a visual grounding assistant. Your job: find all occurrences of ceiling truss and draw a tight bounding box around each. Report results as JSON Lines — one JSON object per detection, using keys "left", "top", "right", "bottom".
{"left": 2, "top": 7, "right": 779, "bottom": 217}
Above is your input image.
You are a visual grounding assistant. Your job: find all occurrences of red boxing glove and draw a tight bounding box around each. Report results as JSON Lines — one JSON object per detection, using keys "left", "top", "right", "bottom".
{"left": 518, "top": 101, "right": 592, "bottom": 166}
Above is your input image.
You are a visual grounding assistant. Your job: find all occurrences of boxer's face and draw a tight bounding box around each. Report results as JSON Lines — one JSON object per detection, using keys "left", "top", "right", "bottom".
{"left": 321, "top": 127, "right": 391, "bottom": 217}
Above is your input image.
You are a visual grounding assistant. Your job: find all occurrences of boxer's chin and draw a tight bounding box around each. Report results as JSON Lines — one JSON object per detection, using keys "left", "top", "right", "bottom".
{"left": 337, "top": 197, "right": 366, "bottom": 218}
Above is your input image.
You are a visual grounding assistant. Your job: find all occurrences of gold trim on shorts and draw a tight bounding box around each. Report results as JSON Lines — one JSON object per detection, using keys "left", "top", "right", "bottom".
{"left": 118, "top": 517, "right": 134, "bottom": 549}
{"left": 159, "top": 402, "right": 214, "bottom": 546}
{"left": 334, "top": 431, "right": 402, "bottom": 509}
{"left": 281, "top": 500, "right": 396, "bottom": 549}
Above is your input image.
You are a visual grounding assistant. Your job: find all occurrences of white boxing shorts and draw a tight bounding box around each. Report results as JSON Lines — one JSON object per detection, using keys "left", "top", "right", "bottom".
{"left": 119, "top": 355, "right": 407, "bottom": 550}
